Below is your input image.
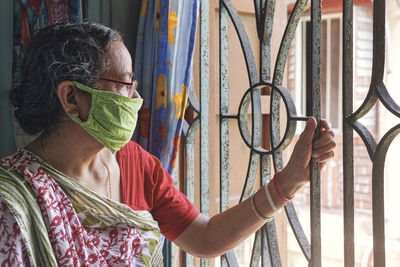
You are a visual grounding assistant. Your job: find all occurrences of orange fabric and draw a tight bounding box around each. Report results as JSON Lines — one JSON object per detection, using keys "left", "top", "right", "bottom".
{"left": 117, "top": 141, "right": 199, "bottom": 241}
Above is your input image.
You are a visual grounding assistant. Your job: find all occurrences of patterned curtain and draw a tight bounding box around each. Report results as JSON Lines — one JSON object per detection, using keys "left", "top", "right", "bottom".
{"left": 134, "top": 0, "right": 200, "bottom": 174}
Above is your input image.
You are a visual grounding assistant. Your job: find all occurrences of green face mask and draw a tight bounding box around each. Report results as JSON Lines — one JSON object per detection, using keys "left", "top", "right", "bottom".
{"left": 69, "top": 81, "right": 143, "bottom": 153}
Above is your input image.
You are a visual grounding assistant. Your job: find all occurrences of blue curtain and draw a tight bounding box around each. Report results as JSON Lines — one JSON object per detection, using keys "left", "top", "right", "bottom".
{"left": 134, "top": 0, "right": 200, "bottom": 174}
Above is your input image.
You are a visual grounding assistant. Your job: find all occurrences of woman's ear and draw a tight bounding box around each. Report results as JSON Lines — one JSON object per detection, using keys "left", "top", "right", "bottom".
{"left": 57, "top": 81, "right": 87, "bottom": 118}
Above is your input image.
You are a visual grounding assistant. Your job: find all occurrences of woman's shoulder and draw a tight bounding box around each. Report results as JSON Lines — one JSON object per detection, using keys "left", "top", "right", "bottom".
{"left": 119, "top": 141, "right": 142, "bottom": 153}
{"left": 0, "top": 148, "right": 29, "bottom": 168}
{"left": 117, "top": 141, "right": 163, "bottom": 177}
{"left": 118, "top": 141, "right": 156, "bottom": 161}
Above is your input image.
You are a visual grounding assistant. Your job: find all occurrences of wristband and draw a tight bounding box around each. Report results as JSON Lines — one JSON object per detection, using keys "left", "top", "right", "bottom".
{"left": 264, "top": 182, "right": 281, "bottom": 213}
{"left": 273, "top": 171, "right": 294, "bottom": 202}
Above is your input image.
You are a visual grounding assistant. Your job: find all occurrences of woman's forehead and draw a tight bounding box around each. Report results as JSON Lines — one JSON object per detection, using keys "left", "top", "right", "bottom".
{"left": 105, "top": 41, "right": 133, "bottom": 78}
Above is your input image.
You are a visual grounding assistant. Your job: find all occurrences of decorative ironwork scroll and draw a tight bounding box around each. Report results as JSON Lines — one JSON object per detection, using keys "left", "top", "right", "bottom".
{"left": 182, "top": 0, "right": 391, "bottom": 266}
{"left": 218, "top": 0, "right": 321, "bottom": 266}
{"left": 343, "top": 0, "right": 396, "bottom": 266}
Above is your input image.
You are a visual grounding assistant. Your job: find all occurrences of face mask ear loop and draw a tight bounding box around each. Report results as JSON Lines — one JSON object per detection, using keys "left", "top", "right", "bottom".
{"left": 73, "top": 81, "right": 96, "bottom": 94}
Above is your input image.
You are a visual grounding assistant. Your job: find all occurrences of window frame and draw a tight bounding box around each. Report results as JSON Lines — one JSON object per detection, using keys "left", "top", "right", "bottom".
{"left": 294, "top": 13, "right": 343, "bottom": 132}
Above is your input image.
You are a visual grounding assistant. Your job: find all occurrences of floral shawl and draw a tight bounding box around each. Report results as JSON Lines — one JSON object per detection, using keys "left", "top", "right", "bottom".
{"left": 0, "top": 149, "right": 163, "bottom": 266}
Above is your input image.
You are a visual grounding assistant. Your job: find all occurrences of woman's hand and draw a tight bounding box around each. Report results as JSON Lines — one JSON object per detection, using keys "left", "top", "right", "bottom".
{"left": 278, "top": 117, "right": 336, "bottom": 198}
{"left": 174, "top": 117, "right": 336, "bottom": 258}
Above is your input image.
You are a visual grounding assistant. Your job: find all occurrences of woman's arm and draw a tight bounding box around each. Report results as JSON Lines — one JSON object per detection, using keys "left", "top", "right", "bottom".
{"left": 173, "top": 118, "right": 335, "bottom": 258}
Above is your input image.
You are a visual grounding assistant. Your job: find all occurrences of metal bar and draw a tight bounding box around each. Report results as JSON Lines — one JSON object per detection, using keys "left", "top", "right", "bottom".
{"left": 253, "top": 0, "right": 262, "bottom": 38}
{"left": 185, "top": 117, "right": 199, "bottom": 267}
{"left": 269, "top": 8, "right": 309, "bottom": 250}
{"left": 238, "top": 91, "right": 253, "bottom": 149}
{"left": 260, "top": 0, "right": 276, "bottom": 81}
{"left": 270, "top": 89, "right": 284, "bottom": 170}
{"left": 260, "top": 154, "right": 281, "bottom": 267}
{"left": 376, "top": 82, "right": 400, "bottom": 117}
{"left": 250, "top": 230, "right": 262, "bottom": 267}
{"left": 260, "top": 154, "right": 272, "bottom": 267}
{"left": 221, "top": 114, "right": 238, "bottom": 119}
{"left": 240, "top": 152, "right": 260, "bottom": 202}
{"left": 348, "top": 88, "right": 378, "bottom": 122}
{"left": 271, "top": 85, "right": 298, "bottom": 153}
{"left": 219, "top": 0, "right": 230, "bottom": 217}
{"left": 188, "top": 75, "right": 200, "bottom": 113}
{"left": 285, "top": 203, "right": 311, "bottom": 261}
{"left": 222, "top": 0, "right": 259, "bottom": 86}
{"left": 342, "top": 3, "right": 354, "bottom": 264}
{"left": 200, "top": 0, "right": 210, "bottom": 266}
{"left": 261, "top": 227, "right": 272, "bottom": 267}
{"left": 309, "top": 0, "right": 322, "bottom": 266}
{"left": 220, "top": 4, "right": 231, "bottom": 266}
{"left": 371, "top": 0, "right": 386, "bottom": 84}
{"left": 372, "top": 124, "right": 400, "bottom": 267}
{"left": 264, "top": 221, "right": 282, "bottom": 266}
{"left": 250, "top": 88, "right": 262, "bottom": 153}
{"left": 261, "top": 154, "right": 271, "bottom": 187}
{"left": 292, "top": 116, "right": 309, "bottom": 121}
{"left": 246, "top": 86, "right": 263, "bottom": 202}
{"left": 351, "top": 121, "right": 377, "bottom": 160}
{"left": 225, "top": 251, "right": 240, "bottom": 267}
{"left": 371, "top": 0, "right": 387, "bottom": 265}
{"left": 326, "top": 19, "right": 332, "bottom": 121}
{"left": 272, "top": 0, "right": 308, "bottom": 86}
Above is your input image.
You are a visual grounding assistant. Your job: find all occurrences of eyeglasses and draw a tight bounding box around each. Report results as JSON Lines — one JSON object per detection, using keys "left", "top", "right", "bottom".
{"left": 99, "top": 77, "right": 138, "bottom": 98}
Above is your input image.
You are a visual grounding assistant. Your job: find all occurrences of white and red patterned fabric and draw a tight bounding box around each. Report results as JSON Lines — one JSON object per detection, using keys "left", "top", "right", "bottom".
{"left": 0, "top": 149, "right": 163, "bottom": 266}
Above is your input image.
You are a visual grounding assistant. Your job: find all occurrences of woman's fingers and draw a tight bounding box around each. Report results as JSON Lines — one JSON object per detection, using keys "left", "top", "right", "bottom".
{"left": 313, "top": 129, "right": 335, "bottom": 149}
{"left": 311, "top": 119, "right": 336, "bottom": 164}
{"left": 284, "top": 118, "right": 335, "bottom": 184}
{"left": 297, "top": 117, "right": 317, "bottom": 147}
{"left": 319, "top": 119, "right": 332, "bottom": 130}
{"left": 312, "top": 141, "right": 336, "bottom": 158}
{"left": 313, "top": 151, "right": 335, "bottom": 163}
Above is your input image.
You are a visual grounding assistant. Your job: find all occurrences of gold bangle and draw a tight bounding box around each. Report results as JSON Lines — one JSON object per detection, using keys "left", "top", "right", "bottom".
{"left": 250, "top": 192, "right": 273, "bottom": 222}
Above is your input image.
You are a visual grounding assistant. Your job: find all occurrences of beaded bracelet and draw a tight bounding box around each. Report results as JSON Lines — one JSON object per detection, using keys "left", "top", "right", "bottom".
{"left": 264, "top": 181, "right": 281, "bottom": 214}
{"left": 273, "top": 171, "right": 294, "bottom": 202}
{"left": 250, "top": 192, "right": 273, "bottom": 222}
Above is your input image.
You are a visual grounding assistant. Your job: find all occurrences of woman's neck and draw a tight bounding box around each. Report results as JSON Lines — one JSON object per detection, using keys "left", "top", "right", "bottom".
{"left": 26, "top": 121, "right": 107, "bottom": 179}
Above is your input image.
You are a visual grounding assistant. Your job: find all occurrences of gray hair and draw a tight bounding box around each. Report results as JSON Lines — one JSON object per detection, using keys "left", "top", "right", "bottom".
{"left": 10, "top": 21, "right": 122, "bottom": 135}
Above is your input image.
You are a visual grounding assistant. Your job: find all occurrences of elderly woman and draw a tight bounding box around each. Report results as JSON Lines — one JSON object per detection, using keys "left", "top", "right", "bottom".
{"left": 0, "top": 21, "right": 335, "bottom": 266}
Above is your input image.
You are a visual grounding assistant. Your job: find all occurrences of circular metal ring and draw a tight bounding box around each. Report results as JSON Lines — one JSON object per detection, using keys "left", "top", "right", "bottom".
{"left": 237, "top": 82, "right": 304, "bottom": 155}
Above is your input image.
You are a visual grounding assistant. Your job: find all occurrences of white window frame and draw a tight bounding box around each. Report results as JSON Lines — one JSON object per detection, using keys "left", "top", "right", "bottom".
{"left": 294, "top": 13, "right": 343, "bottom": 132}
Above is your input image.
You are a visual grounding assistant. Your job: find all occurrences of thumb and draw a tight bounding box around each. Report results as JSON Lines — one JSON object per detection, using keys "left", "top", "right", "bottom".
{"left": 298, "top": 117, "right": 317, "bottom": 145}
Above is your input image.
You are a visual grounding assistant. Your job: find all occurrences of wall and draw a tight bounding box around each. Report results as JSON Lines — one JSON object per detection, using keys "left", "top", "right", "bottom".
{"left": 84, "top": 0, "right": 142, "bottom": 56}
{"left": 0, "top": 1, "right": 16, "bottom": 157}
